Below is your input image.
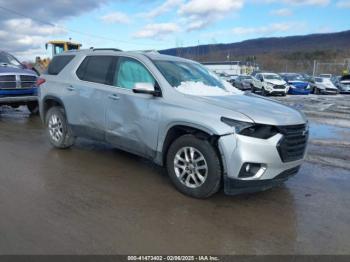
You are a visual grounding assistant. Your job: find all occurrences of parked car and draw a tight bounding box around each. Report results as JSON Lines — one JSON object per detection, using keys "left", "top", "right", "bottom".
{"left": 0, "top": 50, "right": 39, "bottom": 114}
{"left": 335, "top": 75, "right": 350, "bottom": 94}
{"left": 280, "top": 73, "right": 311, "bottom": 95}
{"left": 311, "top": 77, "right": 339, "bottom": 95}
{"left": 39, "top": 49, "right": 308, "bottom": 198}
{"left": 319, "top": 74, "right": 332, "bottom": 79}
{"left": 227, "top": 74, "right": 239, "bottom": 86}
{"left": 255, "top": 73, "right": 289, "bottom": 96}
{"left": 234, "top": 75, "right": 261, "bottom": 91}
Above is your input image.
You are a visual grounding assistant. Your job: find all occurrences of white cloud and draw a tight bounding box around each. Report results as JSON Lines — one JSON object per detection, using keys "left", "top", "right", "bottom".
{"left": 270, "top": 8, "right": 293, "bottom": 16}
{"left": 101, "top": 12, "right": 131, "bottom": 24}
{"left": 179, "top": 0, "right": 244, "bottom": 15}
{"left": 141, "top": 0, "right": 183, "bottom": 18}
{"left": 133, "top": 23, "right": 180, "bottom": 39}
{"left": 0, "top": 0, "right": 107, "bottom": 59}
{"left": 336, "top": 0, "right": 350, "bottom": 8}
{"left": 178, "top": 0, "right": 244, "bottom": 31}
{"left": 261, "top": 0, "right": 329, "bottom": 5}
{"left": 231, "top": 22, "right": 303, "bottom": 36}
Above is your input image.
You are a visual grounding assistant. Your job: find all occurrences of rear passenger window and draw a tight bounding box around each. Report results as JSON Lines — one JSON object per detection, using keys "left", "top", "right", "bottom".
{"left": 47, "top": 55, "right": 75, "bottom": 75}
{"left": 76, "top": 56, "right": 115, "bottom": 85}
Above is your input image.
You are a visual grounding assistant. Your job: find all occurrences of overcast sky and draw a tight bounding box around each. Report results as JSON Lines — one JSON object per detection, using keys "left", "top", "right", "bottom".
{"left": 0, "top": 0, "right": 349, "bottom": 60}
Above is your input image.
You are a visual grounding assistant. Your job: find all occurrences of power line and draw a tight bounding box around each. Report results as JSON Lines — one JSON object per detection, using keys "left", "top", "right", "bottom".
{"left": 0, "top": 5, "right": 163, "bottom": 48}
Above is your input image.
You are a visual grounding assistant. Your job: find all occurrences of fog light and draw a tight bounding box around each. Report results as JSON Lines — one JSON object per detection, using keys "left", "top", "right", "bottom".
{"left": 238, "top": 163, "right": 266, "bottom": 179}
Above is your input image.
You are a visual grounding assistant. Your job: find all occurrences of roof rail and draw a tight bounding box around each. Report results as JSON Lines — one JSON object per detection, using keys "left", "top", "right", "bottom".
{"left": 92, "top": 48, "right": 123, "bottom": 52}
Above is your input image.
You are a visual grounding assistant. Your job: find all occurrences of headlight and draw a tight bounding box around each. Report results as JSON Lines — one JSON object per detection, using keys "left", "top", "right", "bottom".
{"left": 221, "top": 117, "right": 278, "bottom": 139}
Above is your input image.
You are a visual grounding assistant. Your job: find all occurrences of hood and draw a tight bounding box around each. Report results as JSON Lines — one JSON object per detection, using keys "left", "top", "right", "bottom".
{"left": 265, "top": 79, "right": 286, "bottom": 85}
{"left": 288, "top": 80, "right": 309, "bottom": 89}
{"left": 190, "top": 93, "right": 306, "bottom": 126}
{"left": 0, "top": 65, "right": 36, "bottom": 75}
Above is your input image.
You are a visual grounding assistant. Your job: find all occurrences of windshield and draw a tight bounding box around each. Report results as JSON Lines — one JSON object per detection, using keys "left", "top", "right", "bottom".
{"left": 263, "top": 74, "right": 283, "bottom": 80}
{"left": 154, "top": 60, "right": 225, "bottom": 89}
{"left": 315, "top": 77, "right": 323, "bottom": 83}
{"left": 154, "top": 60, "right": 241, "bottom": 96}
{"left": 241, "top": 76, "right": 252, "bottom": 80}
{"left": 0, "top": 52, "right": 22, "bottom": 67}
{"left": 284, "top": 74, "right": 304, "bottom": 81}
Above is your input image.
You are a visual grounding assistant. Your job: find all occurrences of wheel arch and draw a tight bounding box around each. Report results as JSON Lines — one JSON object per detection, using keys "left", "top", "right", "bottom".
{"left": 159, "top": 123, "right": 221, "bottom": 167}
{"left": 41, "top": 95, "right": 66, "bottom": 122}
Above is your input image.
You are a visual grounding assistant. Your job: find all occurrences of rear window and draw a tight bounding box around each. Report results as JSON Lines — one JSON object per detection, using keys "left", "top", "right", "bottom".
{"left": 47, "top": 55, "right": 75, "bottom": 75}
{"left": 76, "top": 56, "right": 115, "bottom": 85}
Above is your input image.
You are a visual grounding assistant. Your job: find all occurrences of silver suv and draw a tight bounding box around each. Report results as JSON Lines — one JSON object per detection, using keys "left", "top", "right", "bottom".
{"left": 38, "top": 49, "right": 308, "bottom": 198}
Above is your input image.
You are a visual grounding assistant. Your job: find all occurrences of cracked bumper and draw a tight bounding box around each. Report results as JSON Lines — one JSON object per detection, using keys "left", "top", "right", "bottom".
{"left": 218, "top": 133, "right": 304, "bottom": 195}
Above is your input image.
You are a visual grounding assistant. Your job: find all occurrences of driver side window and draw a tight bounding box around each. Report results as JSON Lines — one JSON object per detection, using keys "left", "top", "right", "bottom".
{"left": 115, "top": 57, "right": 155, "bottom": 90}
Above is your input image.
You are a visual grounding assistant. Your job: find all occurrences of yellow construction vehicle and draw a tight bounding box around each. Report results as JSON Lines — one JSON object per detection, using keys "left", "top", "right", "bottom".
{"left": 34, "top": 40, "right": 82, "bottom": 74}
{"left": 45, "top": 40, "right": 82, "bottom": 56}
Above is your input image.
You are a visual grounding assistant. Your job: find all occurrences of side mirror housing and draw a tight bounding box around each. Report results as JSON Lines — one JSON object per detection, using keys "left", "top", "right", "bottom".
{"left": 132, "top": 82, "right": 161, "bottom": 97}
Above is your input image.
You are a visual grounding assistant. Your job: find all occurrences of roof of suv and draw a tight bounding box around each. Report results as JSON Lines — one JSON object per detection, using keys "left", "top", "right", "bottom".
{"left": 60, "top": 48, "right": 194, "bottom": 63}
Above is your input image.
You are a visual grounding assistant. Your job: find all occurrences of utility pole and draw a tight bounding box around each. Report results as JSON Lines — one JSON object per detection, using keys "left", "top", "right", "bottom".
{"left": 313, "top": 60, "right": 317, "bottom": 76}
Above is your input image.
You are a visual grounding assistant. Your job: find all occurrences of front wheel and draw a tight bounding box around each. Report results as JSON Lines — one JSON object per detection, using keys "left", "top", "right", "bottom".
{"left": 262, "top": 87, "right": 267, "bottom": 96}
{"left": 166, "top": 135, "right": 222, "bottom": 198}
{"left": 251, "top": 85, "right": 255, "bottom": 93}
{"left": 45, "top": 106, "right": 75, "bottom": 149}
{"left": 27, "top": 101, "right": 39, "bottom": 115}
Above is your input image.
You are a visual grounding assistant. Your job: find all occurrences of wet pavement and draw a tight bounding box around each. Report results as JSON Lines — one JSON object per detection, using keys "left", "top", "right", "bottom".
{"left": 0, "top": 97, "right": 350, "bottom": 255}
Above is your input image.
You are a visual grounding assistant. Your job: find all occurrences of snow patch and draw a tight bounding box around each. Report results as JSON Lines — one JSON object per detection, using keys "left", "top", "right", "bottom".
{"left": 175, "top": 81, "right": 242, "bottom": 96}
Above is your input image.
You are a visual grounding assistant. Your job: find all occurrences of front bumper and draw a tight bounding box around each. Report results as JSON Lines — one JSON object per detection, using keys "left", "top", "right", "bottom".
{"left": 218, "top": 133, "right": 305, "bottom": 195}
{"left": 266, "top": 88, "right": 288, "bottom": 95}
{"left": 0, "top": 88, "right": 38, "bottom": 104}
{"left": 0, "top": 95, "right": 38, "bottom": 103}
{"left": 288, "top": 88, "right": 311, "bottom": 95}
{"left": 318, "top": 89, "right": 338, "bottom": 95}
{"left": 224, "top": 166, "right": 300, "bottom": 195}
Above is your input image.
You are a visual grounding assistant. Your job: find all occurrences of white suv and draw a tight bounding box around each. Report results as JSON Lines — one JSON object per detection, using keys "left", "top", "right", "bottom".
{"left": 255, "top": 73, "right": 289, "bottom": 96}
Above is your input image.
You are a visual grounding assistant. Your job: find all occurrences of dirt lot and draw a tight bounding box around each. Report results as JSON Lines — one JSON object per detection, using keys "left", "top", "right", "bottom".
{"left": 0, "top": 95, "right": 349, "bottom": 255}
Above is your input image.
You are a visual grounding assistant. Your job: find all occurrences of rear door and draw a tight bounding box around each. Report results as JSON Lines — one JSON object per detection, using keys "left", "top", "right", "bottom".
{"left": 105, "top": 56, "right": 162, "bottom": 158}
{"left": 66, "top": 55, "right": 116, "bottom": 140}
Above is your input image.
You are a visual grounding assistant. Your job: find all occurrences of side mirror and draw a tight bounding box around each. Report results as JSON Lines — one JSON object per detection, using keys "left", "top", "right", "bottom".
{"left": 132, "top": 82, "right": 161, "bottom": 97}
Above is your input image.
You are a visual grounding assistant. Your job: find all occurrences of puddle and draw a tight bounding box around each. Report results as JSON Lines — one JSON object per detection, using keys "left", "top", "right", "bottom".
{"left": 310, "top": 122, "right": 350, "bottom": 141}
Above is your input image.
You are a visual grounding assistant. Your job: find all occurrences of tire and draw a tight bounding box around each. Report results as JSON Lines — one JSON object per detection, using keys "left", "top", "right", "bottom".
{"left": 27, "top": 101, "right": 39, "bottom": 115}
{"left": 262, "top": 87, "right": 267, "bottom": 96}
{"left": 166, "top": 134, "right": 222, "bottom": 199}
{"left": 251, "top": 85, "right": 255, "bottom": 93}
{"left": 315, "top": 88, "right": 320, "bottom": 95}
{"left": 45, "top": 106, "right": 75, "bottom": 149}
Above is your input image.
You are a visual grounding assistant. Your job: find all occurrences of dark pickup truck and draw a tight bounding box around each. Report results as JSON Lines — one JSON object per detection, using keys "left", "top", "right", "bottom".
{"left": 0, "top": 50, "right": 39, "bottom": 114}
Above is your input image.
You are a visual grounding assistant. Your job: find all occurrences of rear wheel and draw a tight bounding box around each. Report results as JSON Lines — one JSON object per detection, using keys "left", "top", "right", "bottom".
{"left": 166, "top": 135, "right": 222, "bottom": 198}
{"left": 27, "top": 101, "right": 39, "bottom": 115}
{"left": 45, "top": 106, "right": 75, "bottom": 149}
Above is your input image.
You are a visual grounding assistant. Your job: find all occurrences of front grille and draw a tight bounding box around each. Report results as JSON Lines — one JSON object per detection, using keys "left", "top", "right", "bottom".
{"left": 277, "top": 124, "right": 308, "bottom": 162}
{"left": 274, "top": 85, "right": 285, "bottom": 89}
{"left": 0, "top": 75, "right": 16, "bottom": 81}
{"left": 326, "top": 88, "right": 337, "bottom": 92}
{"left": 0, "top": 81, "right": 16, "bottom": 89}
{"left": 0, "top": 74, "right": 37, "bottom": 89}
{"left": 275, "top": 166, "right": 301, "bottom": 179}
{"left": 20, "top": 75, "right": 37, "bottom": 82}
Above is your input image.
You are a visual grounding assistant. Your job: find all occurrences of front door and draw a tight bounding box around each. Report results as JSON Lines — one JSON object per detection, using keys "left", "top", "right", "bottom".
{"left": 105, "top": 56, "right": 162, "bottom": 158}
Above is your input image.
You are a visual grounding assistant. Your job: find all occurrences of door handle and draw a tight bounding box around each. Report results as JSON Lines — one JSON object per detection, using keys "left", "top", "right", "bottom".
{"left": 66, "top": 85, "right": 75, "bottom": 91}
{"left": 108, "top": 94, "right": 120, "bottom": 101}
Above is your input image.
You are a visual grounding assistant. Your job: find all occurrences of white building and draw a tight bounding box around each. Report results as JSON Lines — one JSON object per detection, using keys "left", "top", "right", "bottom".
{"left": 202, "top": 61, "right": 257, "bottom": 75}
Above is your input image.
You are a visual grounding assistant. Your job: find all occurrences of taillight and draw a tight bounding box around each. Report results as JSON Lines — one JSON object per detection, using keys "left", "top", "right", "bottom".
{"left": 36, "top": 78, "right": 46, "bottom": 86}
